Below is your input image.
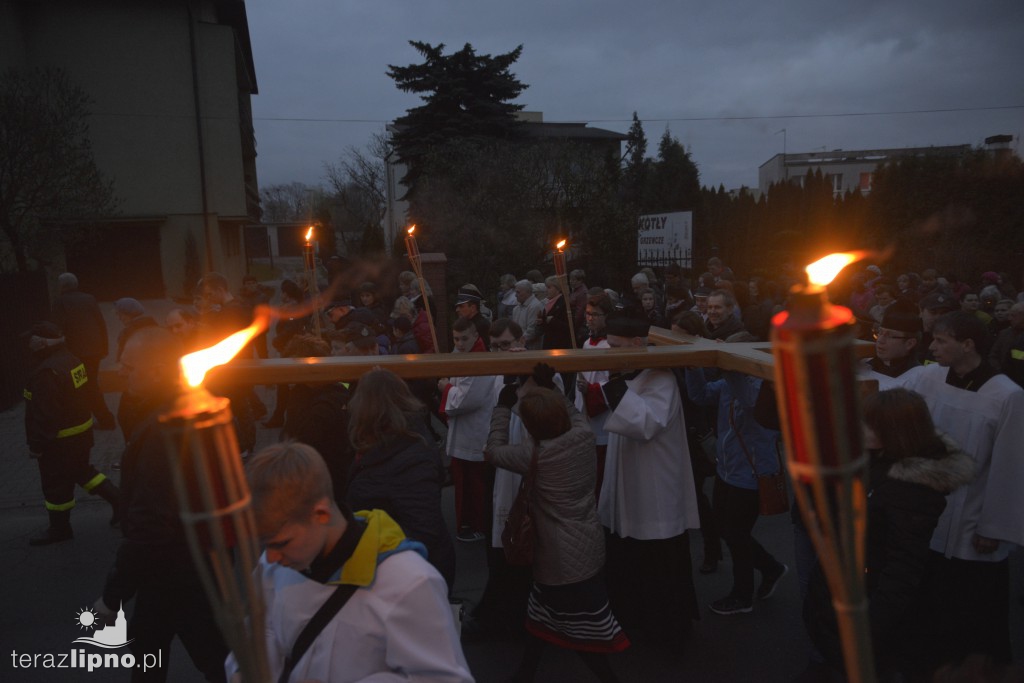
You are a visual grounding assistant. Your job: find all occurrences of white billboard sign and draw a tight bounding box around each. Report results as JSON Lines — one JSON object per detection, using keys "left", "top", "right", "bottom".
{"left": 636, "top": 211, "right": 692, "bottom": 260}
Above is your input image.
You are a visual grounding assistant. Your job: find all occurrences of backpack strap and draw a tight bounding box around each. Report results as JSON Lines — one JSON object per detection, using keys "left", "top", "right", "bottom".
{"left": 278, "top": 583, "right": 359, "bottom": 683}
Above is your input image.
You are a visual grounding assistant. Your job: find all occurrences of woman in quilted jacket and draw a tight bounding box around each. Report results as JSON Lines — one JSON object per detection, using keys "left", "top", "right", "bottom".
{"left": 487, "top": 365, "right": 629, "bottom": 683}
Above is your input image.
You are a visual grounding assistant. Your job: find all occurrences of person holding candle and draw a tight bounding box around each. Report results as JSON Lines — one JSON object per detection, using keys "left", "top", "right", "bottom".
{"left": 895, "top": 310, "right": 1024, "bottom": 669}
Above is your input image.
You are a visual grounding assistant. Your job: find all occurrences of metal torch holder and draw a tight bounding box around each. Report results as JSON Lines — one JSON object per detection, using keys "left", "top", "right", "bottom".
{"left": 160, "top": 388, "right": 270, "bottom": 683}
{"left": 771, "top": 294, "right": 876, "bottom": 683}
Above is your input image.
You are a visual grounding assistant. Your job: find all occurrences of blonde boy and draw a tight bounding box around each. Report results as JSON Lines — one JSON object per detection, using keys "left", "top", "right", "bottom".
{"left": 229, "top": 443, "right": 473, "bottom": 682}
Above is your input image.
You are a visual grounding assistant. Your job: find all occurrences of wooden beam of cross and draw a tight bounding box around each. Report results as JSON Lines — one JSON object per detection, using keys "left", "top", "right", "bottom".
{"left": 98, "top": 327, "right": 873, "bottom": 392}
{"left": 196, "top": 327, "right": 873, "bottom": 387}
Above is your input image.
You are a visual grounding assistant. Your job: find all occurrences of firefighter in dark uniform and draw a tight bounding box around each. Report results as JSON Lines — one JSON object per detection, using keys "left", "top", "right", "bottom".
{"left": 23, "top": 321, "right": 119, "bottom": 546}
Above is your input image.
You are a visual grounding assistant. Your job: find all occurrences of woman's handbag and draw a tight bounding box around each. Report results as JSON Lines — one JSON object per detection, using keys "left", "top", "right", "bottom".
{"left": 501, "top": 447, "right": 539, "bottom": 566}
{"left": 731, "top": 402, "right": 790, "bottom": 516}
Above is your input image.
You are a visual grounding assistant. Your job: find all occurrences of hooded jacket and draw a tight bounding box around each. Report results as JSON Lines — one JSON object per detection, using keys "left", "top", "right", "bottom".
{"left": 805, "top": 436, "right": 975, "bottom": 675}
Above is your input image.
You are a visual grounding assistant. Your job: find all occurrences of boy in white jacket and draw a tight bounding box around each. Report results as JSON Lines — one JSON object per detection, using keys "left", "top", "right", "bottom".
{"left": 229, "top": 442, "right": 473, "bottom": 683}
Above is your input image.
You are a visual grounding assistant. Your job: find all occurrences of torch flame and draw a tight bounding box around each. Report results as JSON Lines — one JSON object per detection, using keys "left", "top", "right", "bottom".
{"left": 304, "top": 226, "right": 314, "bottom": 242}
{"left": 180, "top": 319, "right": 266, "bottom": 388}
{"left": 805, "top": 252, "right": 860, "bottom": 288}
{"left": 407, "top": 224, "right": 416, "bottom": 235}
{"left": 556, "top": 239, "right": 566, "bottom": 251}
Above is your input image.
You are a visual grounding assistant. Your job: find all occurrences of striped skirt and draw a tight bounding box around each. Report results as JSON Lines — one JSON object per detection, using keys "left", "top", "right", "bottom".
{"left": 524, "top": 573, "right": 630, "bottom": 653}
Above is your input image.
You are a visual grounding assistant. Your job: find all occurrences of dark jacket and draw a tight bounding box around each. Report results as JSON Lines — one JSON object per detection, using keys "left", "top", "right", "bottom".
{"left": 52, "top": 290, "right": 108, "bottom": 360}
{"left": 283, "top": 382, "right": 354, "bottom": 502}
{"left": 346, "top": 417, "right": 456, "bottom": 591}
{"left": 390, "top": 331, "right": 420, "bottom": 356}
{"left": 540, "top": 295, "right": 573, "bottom": 350}
{"left": 103, "top": 392, "right": 198, "bottom": 605}
{"left": 704, "top": 314, "right": 745, "bottom": 341}
{"left": 24, "top": 344, "right": 94, "bottom": 453}
{"left": 804, "top": 439, "right": 974, "bottom": 677}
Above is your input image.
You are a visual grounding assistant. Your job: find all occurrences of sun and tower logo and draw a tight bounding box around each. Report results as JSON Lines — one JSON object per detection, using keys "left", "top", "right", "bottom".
{"left": 10, "top": 604, "right": 162, "bottom": 673}
{"left": 73, "top": 604, "right": 133, "bottom": 647}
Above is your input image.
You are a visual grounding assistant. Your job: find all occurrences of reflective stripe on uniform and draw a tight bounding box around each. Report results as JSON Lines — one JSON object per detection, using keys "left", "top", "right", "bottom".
{"left": 57, "top": 417, "right": 93, "bottom": 439}
{"left": 83, "top": 473, "right": 107, "bottom": 491}
{"left": 1012, "top": 349, "right": 1024, "bottom": 361}
{"left": 70, "top": 363, "right": 88, "bottom": 389}
{"left": 23, "top": 389, "right": 32, "bottom": 400}
{"left": 45, "top": 499, "right": 76, "bottom": 512}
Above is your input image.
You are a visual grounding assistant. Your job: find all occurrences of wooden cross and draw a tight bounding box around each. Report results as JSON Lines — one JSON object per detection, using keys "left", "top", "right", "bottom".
{"left": 203, "top": 327, "right": 873, "bottom": 387}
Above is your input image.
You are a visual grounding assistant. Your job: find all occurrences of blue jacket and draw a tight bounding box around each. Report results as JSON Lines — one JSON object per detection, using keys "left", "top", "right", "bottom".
{"left": 685, "top": 369, "right": 781, "bottom": 490}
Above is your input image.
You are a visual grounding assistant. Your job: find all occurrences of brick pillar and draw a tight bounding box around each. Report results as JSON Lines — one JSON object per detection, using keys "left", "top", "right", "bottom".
{"left": 420, "top": 253, "right": 449, "bottom": 352}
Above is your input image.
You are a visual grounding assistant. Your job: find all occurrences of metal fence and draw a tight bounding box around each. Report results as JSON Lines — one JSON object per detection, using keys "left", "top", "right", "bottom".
{"left": 636, "top": 246, "right": 693, "bottom": 272}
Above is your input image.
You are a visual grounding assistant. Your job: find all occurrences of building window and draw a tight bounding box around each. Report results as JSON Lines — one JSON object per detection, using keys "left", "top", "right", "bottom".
{"left": 826, "top": 173, "right": 843, "bottom": 194}
{"left": 859, "top": 172, "right": 872, "bottom": 192}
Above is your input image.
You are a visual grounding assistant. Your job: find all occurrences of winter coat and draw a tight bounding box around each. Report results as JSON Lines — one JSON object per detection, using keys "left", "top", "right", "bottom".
{"left": 804, "top": 438, "right": 975, "bottom": 676}
{"left": 390, "top": 330, "right": 420, "bottom": 355}
{"left": 486, "top": 402, "right": 604, "bottom": 586}
{"left": 346, "top": 418, "right": 456, "bottom": 590}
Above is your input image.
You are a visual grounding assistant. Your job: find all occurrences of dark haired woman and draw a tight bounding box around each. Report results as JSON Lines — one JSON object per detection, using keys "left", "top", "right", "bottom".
{"left": 487, "top": 367, "right": 628, "bottom": 682}
{"left": 346, "top": 369, "right": 456, "bottom": 591}
{"left": 804, "top": 388, "right": 973, "bottom": 680}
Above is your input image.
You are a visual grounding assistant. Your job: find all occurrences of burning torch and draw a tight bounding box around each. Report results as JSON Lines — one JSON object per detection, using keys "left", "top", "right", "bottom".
{"left": 404, "top": 225, "right": 439, "bottom": 354}
{"left": 771, "top": 252, "right": 875, "bottom": 682}
{"left": 159, "top": 316, "right": 271, "bottom": 683}
{"left": 303, "top": 226, "right": 323, "bottom": 338}
{"left": 553, "top": 238, "right": 578, "bottom": 349}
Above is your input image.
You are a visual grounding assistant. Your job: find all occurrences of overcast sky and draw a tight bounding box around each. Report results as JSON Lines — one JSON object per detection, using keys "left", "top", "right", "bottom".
{"left": 245, "top": 0, "right": 1024, "bottom": 192}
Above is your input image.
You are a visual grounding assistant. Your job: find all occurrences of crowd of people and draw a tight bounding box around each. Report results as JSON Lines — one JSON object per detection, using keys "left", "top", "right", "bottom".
{"left": 19, "top": 256, "right": 1024, "bottom": 681}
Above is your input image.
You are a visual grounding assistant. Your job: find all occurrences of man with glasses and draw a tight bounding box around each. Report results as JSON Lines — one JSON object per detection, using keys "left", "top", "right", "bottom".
{"left": 861, "top": 299, "right": 922, "bottom": 389}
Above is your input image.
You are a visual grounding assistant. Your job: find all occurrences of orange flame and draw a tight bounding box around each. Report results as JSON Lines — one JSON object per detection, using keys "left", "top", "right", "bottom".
{"left": 555, "top": 239, "right": 566, "bottom": 251}
{"left": 407, "top": 224, "right": 416, "bottom": 236}
{"left": 805, "top": 252, "right": 862, "bottom": 287}
{"left": 304, "top": 226, "right": 314, "bottom": 242}
{"left": 180, "top": 317, "right": 267, "bottom": 388}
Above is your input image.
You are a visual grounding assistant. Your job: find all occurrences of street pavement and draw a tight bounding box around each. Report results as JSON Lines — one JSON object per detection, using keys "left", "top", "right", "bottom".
{"left": 1, "top": 297, "right": 1021, "bottom": 681}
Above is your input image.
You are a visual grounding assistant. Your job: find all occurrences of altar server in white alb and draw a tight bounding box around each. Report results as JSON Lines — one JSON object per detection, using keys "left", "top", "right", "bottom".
{"left": 598, "top": 313, "right": 701, "bottom": 646}
{"left": 233, "top": 442, "right": 473, "bottom": 683}
{"left": 897, "top": 311, "right": 1024, "bottom": 668}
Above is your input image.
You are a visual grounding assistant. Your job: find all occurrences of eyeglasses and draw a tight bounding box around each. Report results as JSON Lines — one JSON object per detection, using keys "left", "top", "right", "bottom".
{"left": 873, "top": 329, "right": 912, "bottom": 341}
{"left": 489, "top": 340, "right": 516, "bottom": 351}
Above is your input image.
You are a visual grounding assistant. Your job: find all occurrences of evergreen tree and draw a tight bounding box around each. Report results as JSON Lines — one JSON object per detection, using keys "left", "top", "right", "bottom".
{"left": 622, "top": 112, "right": 649, "bottom": 208}
{"left": 648, "top": 129, "right": 700, "bottom": 213}
{"left": 387, "top": 41, "right": 527, "bottom": 199}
